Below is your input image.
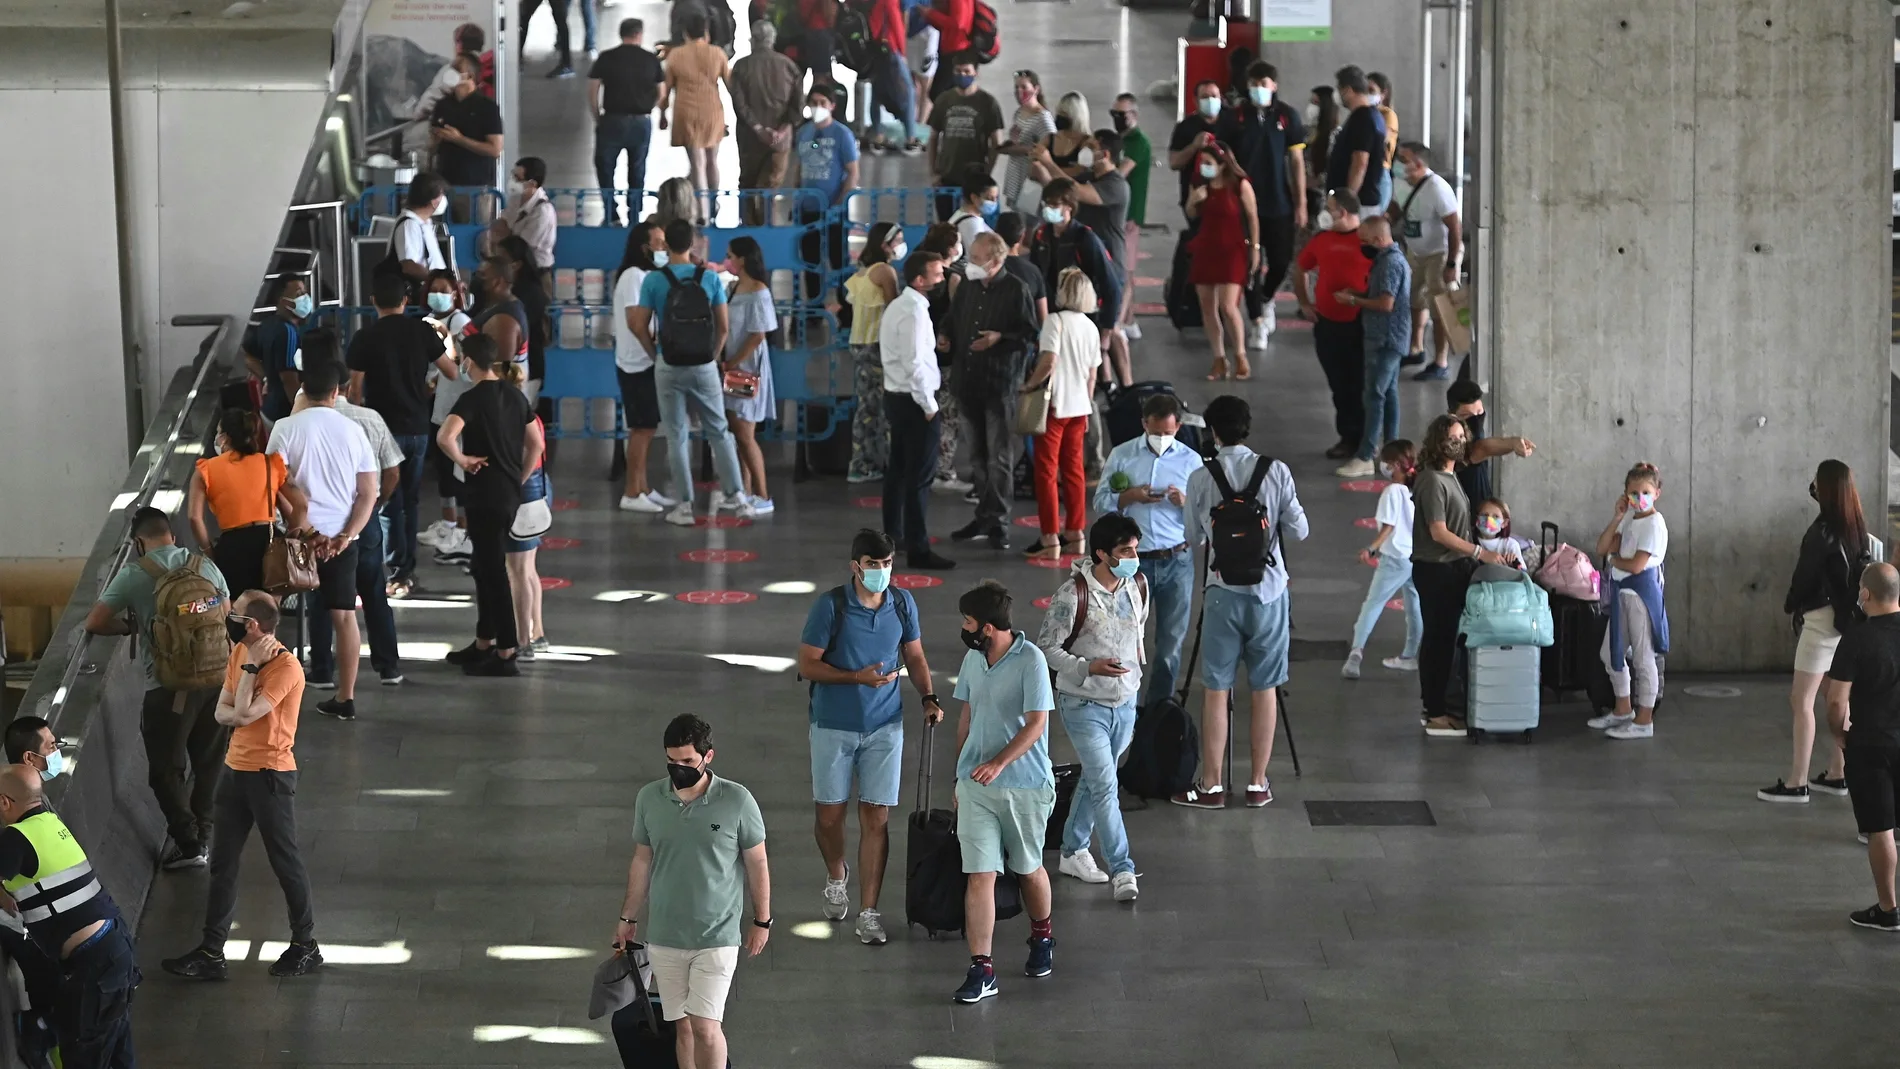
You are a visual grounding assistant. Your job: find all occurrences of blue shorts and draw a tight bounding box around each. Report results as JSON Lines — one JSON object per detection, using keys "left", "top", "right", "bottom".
{"left": 506, "top": 470, "right": 551, "bottom": 553}
{"left": 955, "top": 779, "right": 1055, "bottom": 875}
{"left": 1200, "top": 586, "right": 1291, "bottom": 691}
{"left": 810, "top": 719, "right": 904, "bottom": 806}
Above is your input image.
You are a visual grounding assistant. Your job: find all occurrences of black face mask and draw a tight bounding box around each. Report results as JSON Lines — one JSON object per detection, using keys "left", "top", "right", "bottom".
{"left": 1053, "top": 115, "right": 1073, "bottom": 132}
{"left": 959, "top": 626, "right": 987, "bottom": 652}
{"left": 225, "top": 618, "right": 250, "bottom": 645}
{"left": 1361, "top": 244, "right": 1379, "bottom": 259}
{"left": 1110, "top": 111, "right": 1132, "bottom": 133}
{"left": 667, "top": 762, "right": 704, "bottom": 790}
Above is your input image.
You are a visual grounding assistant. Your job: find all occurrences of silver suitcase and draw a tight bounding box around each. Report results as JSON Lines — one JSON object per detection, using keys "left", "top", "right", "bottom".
{"left": 1468, "top": 644, "right": 1540, "bottom": 740}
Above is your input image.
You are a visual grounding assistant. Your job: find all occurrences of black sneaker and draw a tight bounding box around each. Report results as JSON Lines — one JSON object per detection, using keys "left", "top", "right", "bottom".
{"left": 465, "top": 651, "right": 521, "bottom": 677}
{"left": 161, "top": 946, "right": 228, "bottom": 981}
{"left": 444, "top": 642, "right": 485, "bottom": 666}
{"left": 1756, "top": 780, "right": 1810, "bottom": 804}
{"left": 269, "top": 939, "right": 324, "bottom": 976}
{"left": 1810, "top": 774, "right": 1850, "bottom": 797}
{"left": 986, "top": 527, "right": 1011, "bottom": 552}
{"left": 316, "top": 698, "right": 356, "bottom": 722}
{"left": 159, "top": 840, "right": 208, "bottom": 871}
{"left": 1849, "top": 904, "right": 1900, "bottom": 931}
{"left": 545, "top": 64, "right": 576, "bottom": 79}
{"left": 907, "top": 550, "right": 957, "bottom": 571}
{"left": 1400, "top": 351, "right": 1428, "bottom": 367}
{"left": 950, "top": 520, "right": 988, "bottom": 541}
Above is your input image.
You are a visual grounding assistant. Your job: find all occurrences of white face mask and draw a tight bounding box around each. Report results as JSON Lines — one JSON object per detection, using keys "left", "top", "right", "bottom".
{"left": 964, "top": 262, "right": 989, "bottom": 281}
{"left": 810, "top": 104, "right": 832, "bottom": 124}
{"left": 889, "top": 241, "right": 908, "bottom": 261}
{"left": 437, "top": 66, "right": 463, "bottom": 91}
{"left": 1075, "top": 147, "right": 1095, "bottom": 169}
{"left": 432, "top": 194, "right": 448, "bottom": 217}
{"left": 1366, "top": 93, "right": 1384, "bottom": 107}
{"left": 507, "top": 180, "right": 525, "bottom": 198}
{"left": 1315, "top": 209, "right": 1334, "bottom": 231}
{"left": 1144, "top": 433, "right": 1176, "bottom": 455}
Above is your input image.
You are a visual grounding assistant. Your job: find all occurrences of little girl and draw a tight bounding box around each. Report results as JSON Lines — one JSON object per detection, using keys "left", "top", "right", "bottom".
{"left": 1343, "top": 440, "right": 1423, "bottom": 679}
{"left": 1591, "top": 461, "right": 1671, "bottom": 739}
{"left": 1474, "top": 498, "right": 1529, "bottom": 569}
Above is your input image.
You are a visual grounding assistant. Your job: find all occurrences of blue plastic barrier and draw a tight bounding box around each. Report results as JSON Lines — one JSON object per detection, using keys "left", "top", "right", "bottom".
{"left": 354, "top": 185, "right": 503, "bottom": 270}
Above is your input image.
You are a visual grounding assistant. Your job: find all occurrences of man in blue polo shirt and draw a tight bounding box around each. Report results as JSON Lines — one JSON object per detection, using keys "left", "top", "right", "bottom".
{"left": 793, "top": 83, "right": 860, "bottom": 302}
{"left": 795, "top": 528, "right": 942, "bottom": 946}
{"left": 950, "top": 580, "right": 1056, "bottom": 1004}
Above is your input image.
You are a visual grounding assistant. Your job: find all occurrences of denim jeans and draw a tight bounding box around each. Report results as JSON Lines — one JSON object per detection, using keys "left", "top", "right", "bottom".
{"left": 870, "top": 50, "right": 919, "bottom": 141}
{"left": 308, "top": 511, "right": 402, "bottom": 681}
{"left": 54, "top": 919, "right": 139, "bottom": 1069}
{"left": 1139, "top": 551, "right": 1194, "bottom": 707}
{"left": 654, "top": 361, "right": 745, "bottom": 505}
{"left": 1057, "top": 694, "right": 1137, "bottom": 876}
{"left": 386, "top": 433, "right": 429, "bottom": 578}
{"left": 595, "top": 113, "right": 652, "bottom": 224}
{"left": 1357, "top": 344, "right": 1404, "bottom": 461}
{"left": 1351, "top": 551, "right": 1422, "bottom": 657}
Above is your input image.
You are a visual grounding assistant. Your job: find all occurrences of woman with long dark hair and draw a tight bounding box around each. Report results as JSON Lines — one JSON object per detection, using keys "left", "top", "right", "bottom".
{"left": 1763, "top": 459, "right": 1869, "bottom": 801}
{"left": 188, "top": 407, "right": 308, "bottom": 595}
{"left": 497, "top": 234, "right": 549, "bottom": 403}
{"left": 844, "top": 221, "right": 904, "bottom": 483}
{"left": 721, "top": 235, "right": 778, "bottom": 512}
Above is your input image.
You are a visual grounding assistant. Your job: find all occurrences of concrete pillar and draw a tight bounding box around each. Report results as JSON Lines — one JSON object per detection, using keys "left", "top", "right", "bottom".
{"left": 1487, "top": 0, "right": 1892, "bottom": 670}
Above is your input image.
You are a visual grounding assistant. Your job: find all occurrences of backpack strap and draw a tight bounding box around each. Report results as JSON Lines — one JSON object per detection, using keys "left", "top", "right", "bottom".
{"left": 1204, "top": 456, "right": 1239, "bottom": 501}
{"left": 136, "top": 555, "right": 166, "bottom": 580}
{"left": 1060, "top": 575, "right": 1090, "bottom": 653}
{"left": 823, "top": 584, "right": 849, "bottom": 658}
{"left": 661, "top": 268, "right": 684, "bottom": 294}
{"left": 690, "top": 266, "right": 706, "bottom": 288}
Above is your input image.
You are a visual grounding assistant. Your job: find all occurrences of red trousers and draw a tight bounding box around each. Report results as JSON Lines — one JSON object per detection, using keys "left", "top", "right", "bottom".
{"left": 1034, "top": 415, "right": 1088, "bottom": 536}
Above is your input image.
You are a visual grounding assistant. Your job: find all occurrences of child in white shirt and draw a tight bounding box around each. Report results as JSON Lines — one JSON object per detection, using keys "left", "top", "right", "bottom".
{"left": 1344, "top": 440, "right": 1423, "bottom": 679}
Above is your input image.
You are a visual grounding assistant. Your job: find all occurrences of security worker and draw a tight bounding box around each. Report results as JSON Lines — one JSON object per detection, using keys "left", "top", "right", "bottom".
{"left": 0, "top": 765, "right": 140, "bottom": 1068}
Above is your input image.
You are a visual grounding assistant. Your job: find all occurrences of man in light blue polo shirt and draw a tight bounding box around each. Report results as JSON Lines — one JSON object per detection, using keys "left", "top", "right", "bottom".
{"left": 793, "top": 83, "right": 860, "bottom": 302}
{"left": 950, "top": 580, "right": 1055, "bottom": 1005}
{"left": 1094, "top": 391, "right": 1202, "bottom": 707}
{"left": 795, "top": 528, "right": 942, "bottom": 946}
{"left": 1177, "top": 395, "right": 1308, "bottom": 812}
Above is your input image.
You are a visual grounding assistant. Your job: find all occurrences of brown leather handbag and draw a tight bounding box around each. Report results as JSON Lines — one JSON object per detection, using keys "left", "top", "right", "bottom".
{"left": 254, "top": 456, "right": 319, "bottom": 594}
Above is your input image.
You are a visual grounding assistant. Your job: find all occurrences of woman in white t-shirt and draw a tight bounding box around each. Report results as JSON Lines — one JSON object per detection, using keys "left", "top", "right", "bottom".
{"left": 1591, "top": 462, "right": 1671, "bottom": 739}
{"left": 421, "top": 270, "right": 476, "bottom": 556}
{"left": 613, "top": 221, "right": 677, "bottom": 515}
{"left": 1023, "top": 267, "right": 1104, "bottom": 560}
{"left": 997, "top": 70, "right": 1058, "bottom": 206}
{"left": 1344, "top": 439, "right": 1423, "bottom": 679}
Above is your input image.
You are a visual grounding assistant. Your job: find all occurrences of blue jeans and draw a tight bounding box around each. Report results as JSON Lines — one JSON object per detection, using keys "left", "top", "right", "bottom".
{"left": 595, "top": 113, "right": 652, "bottom": 224}
{"left": 654, "top": 361, "right": 745, "bottom": 505}
{"left": 1139, "top": 552, "right": 1194, "bottom": 707}
{"left": 386, "top": 433, "right": 429, "bottom": 579}
{"left": 1351, "top": 551, "right": 1422, "bottom": 658}
{"left": 1371, "top": 166, "right": 1393, "bottom": 213}
{"left": 870, "top": 50, "right": 919, "bottom": 141}
{"left": 1058, "top": 694, "right": 1137, "bottom": 876}
{"left": 1357, "top": 345, "right": 1404, "bottom": 461}
{"left": 308, "top": 510, "right": 401, "bottom": 681}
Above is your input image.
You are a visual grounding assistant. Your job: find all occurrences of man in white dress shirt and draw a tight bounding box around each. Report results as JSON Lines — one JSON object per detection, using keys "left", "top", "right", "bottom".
{"left": 877, "top": 252, "right": 956, "bottom": 571}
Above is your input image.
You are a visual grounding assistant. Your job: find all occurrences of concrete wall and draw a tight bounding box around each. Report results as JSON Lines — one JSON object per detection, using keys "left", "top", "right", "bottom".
{"left": 0, "top": 26, "right": 332, "bottom": 558}
{"left": 1490, "top": 0, "right": 1891, "bottom": 670}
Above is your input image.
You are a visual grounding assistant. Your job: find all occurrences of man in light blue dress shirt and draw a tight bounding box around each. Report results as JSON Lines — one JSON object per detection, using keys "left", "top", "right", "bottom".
{"left": 1093, "top": 392, "right": 1202, "bottom": 708}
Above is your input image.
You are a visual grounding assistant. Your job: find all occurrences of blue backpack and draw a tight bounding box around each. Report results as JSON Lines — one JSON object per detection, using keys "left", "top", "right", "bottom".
{"left": 1459, "top": 570, "right": 1555, "bottom": 649}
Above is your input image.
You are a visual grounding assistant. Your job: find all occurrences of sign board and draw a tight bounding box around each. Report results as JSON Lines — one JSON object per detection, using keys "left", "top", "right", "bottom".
{"left": 1262, "top": 0, "right": 1332, "bottom": 41}
{"left": 361, "top": 0, "right": 498, "bottom": 170}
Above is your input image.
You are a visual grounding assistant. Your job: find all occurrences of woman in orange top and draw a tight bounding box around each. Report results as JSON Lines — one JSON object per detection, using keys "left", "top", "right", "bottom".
{"left": 188, "top": 408, "right": 307, "bottom": 596}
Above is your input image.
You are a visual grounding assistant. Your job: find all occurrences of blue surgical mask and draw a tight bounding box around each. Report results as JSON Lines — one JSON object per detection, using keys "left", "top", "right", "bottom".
{"left": 859, "top": 565, "right": 891, "bottom": 593}
{"left": 953, "top": 73, "right": 976, "bottom": 90}
{"left": 1040, "top": 206, "right": 1065, "bottom": 225}
{"left": 1110, "top": 557, "right": 1140, "bottom": 580}
{"left": 1197, "top": 95, "right": 1221, "bottom": 118}
{"left": 291, "top": 294, "right": 314, "bottom": 319}
{"left": 39, "top": 749, "right": 64, "bottom": 781}
{"left": 650, "top": 249, "right": 668, "bottom": 268}
{"left": 427, "top": 291, "right": 455, "bottom": 314}
{"left": 981, "top": 199, "right": 999, "bottom": 219}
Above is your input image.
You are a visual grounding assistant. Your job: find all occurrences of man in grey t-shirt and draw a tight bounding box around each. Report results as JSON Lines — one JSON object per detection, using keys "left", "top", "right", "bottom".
{"left": 1072, "top": 130, "right": 1135, "bottom": 385}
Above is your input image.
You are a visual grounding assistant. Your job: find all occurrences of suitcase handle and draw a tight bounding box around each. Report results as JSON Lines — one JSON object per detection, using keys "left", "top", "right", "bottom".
{"left": 914, "top": 719, "right": 936, "bottom": 814}
{"left": 1540, "top": 521, "right": 1559, "bottom": 561}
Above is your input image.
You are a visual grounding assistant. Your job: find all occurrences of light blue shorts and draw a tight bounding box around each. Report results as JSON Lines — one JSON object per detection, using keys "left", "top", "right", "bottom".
{"left": 1200, "top": 586, "right": 1291, "bottom": 692}
{"left": 955, "top": 779, "right": 1055, "bottom": 875}
{"left": 810, "top": 720, "right": 904, "bottom": 807}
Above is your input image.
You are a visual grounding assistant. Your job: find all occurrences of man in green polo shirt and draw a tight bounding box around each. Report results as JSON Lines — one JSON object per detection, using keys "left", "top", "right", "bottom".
{"left": 615, "top": 715, "right": 770, "bottom": 1069}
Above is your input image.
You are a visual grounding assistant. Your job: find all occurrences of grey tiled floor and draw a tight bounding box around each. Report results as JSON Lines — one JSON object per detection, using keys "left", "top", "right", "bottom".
{"left": 129, "top": 2, "right": 1900, "bottom": 1065}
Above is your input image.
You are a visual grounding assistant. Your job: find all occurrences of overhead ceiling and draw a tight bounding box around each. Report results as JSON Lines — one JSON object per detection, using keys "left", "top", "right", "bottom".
{"left": 0, "top": 0, "right": 343, "bottom": 30}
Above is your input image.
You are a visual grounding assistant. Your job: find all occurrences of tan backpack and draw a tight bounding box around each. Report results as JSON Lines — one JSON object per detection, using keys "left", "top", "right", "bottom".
{"left": 138, "top": 553, "right": 229, "bottom": 691}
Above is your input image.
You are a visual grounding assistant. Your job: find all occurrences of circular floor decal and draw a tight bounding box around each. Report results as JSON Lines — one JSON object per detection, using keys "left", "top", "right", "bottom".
{"left": 1134, "top": 275, "right": 1164, "bottom": 287}
{"left": 539, "top": 577, "right": 572, "bottom": 591}
{"left": 693, "top": 515, "right": 753, "bottom": 529}
{"left": 1387, "top": 598, "right": 1406, "bottom": 611}
{"left": 1032, "top": 596, "right": 1053, "bottom": 609}
{"left": 1354, "top": 517, "right": 1378, "bottom": 529}
{"left": 891, "top": 574, "right": 943, "bottom": 589}
{"left": 1132, "top": 302, "right": 1168, "bottom": 317}
{"left": 1683, "top": 685, "right": 1743, "bottom": 699}
{"left": 552, "top": 498, "right": 581, "bottom": 511}
{"left": 1273, "top": 318, "right": 1313, "bottom": 331}
{"left": 854, "top": 496, "right": 881, "bottom": 508}
{"left": 674, "top": 590, "right": 759, "bottom": 605}
{"left": 1027, "top": 554, "right": 1084, "bottom": 569}
{"left": 541, "top": 537, "right": 582, "bottom": 550}
{"left": 680, "top": 549, "right": 759, "bottom": 564}
{"left": 1341, "top": 480, "right": 1392, "bottom": 493}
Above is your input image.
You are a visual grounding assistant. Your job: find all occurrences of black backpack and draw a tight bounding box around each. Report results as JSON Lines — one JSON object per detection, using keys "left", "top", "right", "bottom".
{"left": 1118, "top": 697, "right": 1200, "bottom": 800}
{"left": 1205, "top": 456, "right": 1279, "bottom": 587}
{"left": 657, "top": 267, "right": 716, "bottom": 366}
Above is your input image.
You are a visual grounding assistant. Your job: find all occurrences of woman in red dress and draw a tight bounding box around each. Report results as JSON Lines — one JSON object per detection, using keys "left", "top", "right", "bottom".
{"left": 1185, "top": 142, "right": 1260, "bottom": 380}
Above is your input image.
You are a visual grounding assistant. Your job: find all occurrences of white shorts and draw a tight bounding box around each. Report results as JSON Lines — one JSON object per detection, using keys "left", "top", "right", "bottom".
{"left": 908, "top": 28, "right": 938, "bottom": 78}
{"left": 1794, "top": 604, "right": 1842, "bottom": 675}
{"left": 647, "top": 944, "right": 739, "bottom": 1022}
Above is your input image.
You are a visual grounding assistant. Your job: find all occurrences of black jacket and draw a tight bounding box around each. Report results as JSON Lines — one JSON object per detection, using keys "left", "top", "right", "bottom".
{"left": 1785, "top": 516, "right": 1859, "bottom": 619}
{"left": 947, "top": 273, "right": 1037, "bottom": 404}
{"left": 1028, "top": 221, "right": 1123, "bottom": 326}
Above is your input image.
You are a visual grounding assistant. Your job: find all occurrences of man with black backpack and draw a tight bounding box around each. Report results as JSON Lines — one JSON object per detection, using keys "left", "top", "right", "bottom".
{"left": 1175, "top": 395, "right": 1308, "bottom": 811}
{"left": 631, "top": 219, "right": 755, "bottom": 526}
{"left": 795, "top": 529, "right": 944, "bottom": 946}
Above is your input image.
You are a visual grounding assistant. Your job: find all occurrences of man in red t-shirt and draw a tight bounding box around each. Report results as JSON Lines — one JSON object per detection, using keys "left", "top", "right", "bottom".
{"left": 1293, "top": 190, "right": 1371, "bottom": 458}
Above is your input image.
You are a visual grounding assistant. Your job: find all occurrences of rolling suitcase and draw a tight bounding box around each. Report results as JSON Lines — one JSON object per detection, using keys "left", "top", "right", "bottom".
{"left": 1164, "top": 228, "right": 1203, "bottom": 330}
{"left": 1467, "top": 644, "right": 1540, "bottom": 741}
{"left": 1043, "top": 763, "right": 1081, "bottom": 850}
{"left": 904, "top": 723, "right": 1021, "bottom": 938}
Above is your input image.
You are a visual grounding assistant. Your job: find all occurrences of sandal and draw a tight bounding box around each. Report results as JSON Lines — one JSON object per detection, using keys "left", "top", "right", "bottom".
{"left": 1205, "top": 358, "right": 1229, "bottom": 381}
{"left": 1233, "top": 356, "right": 1252, "bottom": 381}
{"left": 1025, "top": 539, "right": 1063, "bottom": 561}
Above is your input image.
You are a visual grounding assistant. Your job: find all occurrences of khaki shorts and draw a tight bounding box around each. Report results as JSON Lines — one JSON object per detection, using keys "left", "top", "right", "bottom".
{"left": 647, "top": 944, "right": 739, "bottom": 1022}
{"left": 1794, "top": 604, "right": 1842, "bottom": 675}
{"left": 1407, "top": 251, "right": 1447, "bottom": 312}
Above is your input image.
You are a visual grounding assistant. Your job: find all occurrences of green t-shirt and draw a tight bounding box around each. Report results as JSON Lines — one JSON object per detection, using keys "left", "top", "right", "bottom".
{"left": 97, "top": 545, "right": 230, "bottom": 689}
{"left": 1123, "top": 126, "right": 1154, "bottom": 227}
{"left": 1410, "top": 467, "right": 1473, "bottom": 565}
{"left": 631, "top": 774, "right": 766, "bottom": 950}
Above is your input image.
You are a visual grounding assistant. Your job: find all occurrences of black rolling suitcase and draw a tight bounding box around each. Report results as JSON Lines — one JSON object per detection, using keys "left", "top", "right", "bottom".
{"left": 1537, "top": 523, "right": 1604, "bottom": 696}
{"left": 1165, "top": 228, "right": 1203, "bottom": 330}
{"left": 1103, "top": 382, "right": 1202, "bottom": 454}
{"left": 905, "top": 723, "right": 1020, "bottom": 938}
{"left": 1043, "top": 763, "right": 1081, "bottom": 849}
{"left": 609, "top": 970, "right": 732, "bottom": 1067}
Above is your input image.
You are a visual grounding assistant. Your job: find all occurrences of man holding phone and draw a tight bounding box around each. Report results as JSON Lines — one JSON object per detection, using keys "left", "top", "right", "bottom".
{"left": 795, "top": 529, "right": 944, "bottom": 946}
{"left": 1094, "top": 392, "right": 1200, "bottom": 708}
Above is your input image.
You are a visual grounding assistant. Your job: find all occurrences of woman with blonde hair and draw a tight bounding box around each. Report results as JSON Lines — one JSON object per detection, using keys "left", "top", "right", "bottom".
{"left": 1022, "top": 267, "right": 1103, "bottom": 559}
{"left": 1030, "top": 91, "right": 1095, "bottom": 184}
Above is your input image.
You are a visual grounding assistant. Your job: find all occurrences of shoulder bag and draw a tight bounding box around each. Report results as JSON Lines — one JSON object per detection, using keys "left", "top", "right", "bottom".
{"left": 257, "top": 456, "right": 320, "bottom": 594}
{"left": 1014, "top": 315, "right": 1057, "bottom": 435}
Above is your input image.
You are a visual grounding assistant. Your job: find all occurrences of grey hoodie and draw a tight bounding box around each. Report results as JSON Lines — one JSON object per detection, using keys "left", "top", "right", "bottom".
{"left": 1036, "top": 558, "right": 1149, "bottom": 705}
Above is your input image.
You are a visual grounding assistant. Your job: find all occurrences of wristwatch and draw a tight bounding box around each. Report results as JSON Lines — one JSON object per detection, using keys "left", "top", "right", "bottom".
{"left": 921, "top": 693, "right": 941, "bottom": 707}
{"left": 241, "top": 663, "right": 262, "bottom": 675}
{"left": 751, "top": 917, "right": 773, "bottom": 930}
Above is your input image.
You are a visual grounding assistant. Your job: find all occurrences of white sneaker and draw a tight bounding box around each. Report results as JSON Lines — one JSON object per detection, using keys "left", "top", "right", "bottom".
{"left": 619, "top": 493, "right": 664, "bottom": 513}
{"left": 1383, "top": 656, "right": 1419, "bottom": 671}
{"left": 1263, "top": 302, "right": 1277, "bottom": 336}
{"left": 854, "top": 908, "right": 887, "bottom": 945}
{"left": 1058, "top": 850, "right": 1110, "bottom": 884}
{"left": 1605, "top": 721, "right": 1654, "bottom": 740}
{"left": 933, "top": 476, "right": 973, "bottom": 494}
{"left": 419, "top": 519, "right": 461, "bottom": 547}
{"left": 433, "top": 528, "right": 472, "bottom": 561}
{"left": 747, "top": 496, "right": 776, "bottom": 515}
{"left": 1111, "top": 871, "right": 1139, "bottom": 902}
{"left": 663, "top": 503, "right": 697, "bottom": 527}
{"left": 1247, "top": 316, "right": 1271, "bottom": 350}
{"left": 647, "top": 490, "right": 680, "bottom": 508}
{"left": 1586, "top": 711, "right": 1635, "bottom": 730}
{"left": 823, "top": 867, "right": 850, "bottom": 921}
{"left": 1334, "top": 457, "right": 1377, "bottom": 478}
{"left": 1340, "top": 649, "right": 1363, "bottom": 680}
{"left": 1123, "top": 321, "right": 1143, "bottom": 341}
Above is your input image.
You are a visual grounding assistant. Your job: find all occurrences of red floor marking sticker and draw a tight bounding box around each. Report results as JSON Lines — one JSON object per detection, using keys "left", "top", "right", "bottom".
{"left": 1274, "top": 318, "right": 1313, "bottom": 331}
{"left": 891, "top": 574, "right": 943, "bottom": 589}
{"left": 541, "top": 537, "right": 582, "bottom": 550}
{"left": 539, "top": 577, "right": 572, "bottom": 590}
{"left": 1137, "top": 249, "right": 1153, "bottom": 261}
{"left": 1134, "top": 275, "right": 1164, "bottom": 287}
{"left": 1132, "top": 302, "right": 1167, "bottom": 316}
{"left": 680, "top": 549, "right": 759, "bottom": 564}
{"left": 695, "top": 480, "right": 717, "bottom": 490}
{"left": 1027, "top": 554, "right": 1084, "bottom": 569}
{"left": 1341, "top": 480, "right": 1392, "bottom": 493}
{"left": 1012, "top": 515, "right": 1042, "bottom": 528}
{"left": 1353, "top": 517, "right": 1377, "bottom": 529}
{"left": 551, "top": 498, "right": 580, "bottom": 511}
{"left": 854, "top": 495, "right": 881, "bottom": 508}
{"left": 693, "top": 515, "right": 753, "bottom": 528}
{"left": 1387, "top": 598, "right": 1406, "bottom": 611}
{"left": 1032, "top": 596, "right": 1053, "bottom": 609}
{"left": 674, "top": 590, "right": 758, "bottom": 604}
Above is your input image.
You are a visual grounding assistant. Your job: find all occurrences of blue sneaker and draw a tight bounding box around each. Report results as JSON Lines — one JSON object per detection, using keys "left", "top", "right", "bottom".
{"left": 953, "top": 962, "right": 998, "bottom": 1003}
{"left": 1024, "top": 935, "right": 1054, "bottom": 978}
{"left": 1412, "top": 364, "right": 1450, "bottom": 381}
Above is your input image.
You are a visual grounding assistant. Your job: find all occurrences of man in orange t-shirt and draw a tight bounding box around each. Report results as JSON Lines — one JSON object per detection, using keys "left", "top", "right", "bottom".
{"left": 1293, "top": 189, "right": 1372, "bottom": 459}
{"left": 159, "top": 590, "right": 324, "bottom": 982}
